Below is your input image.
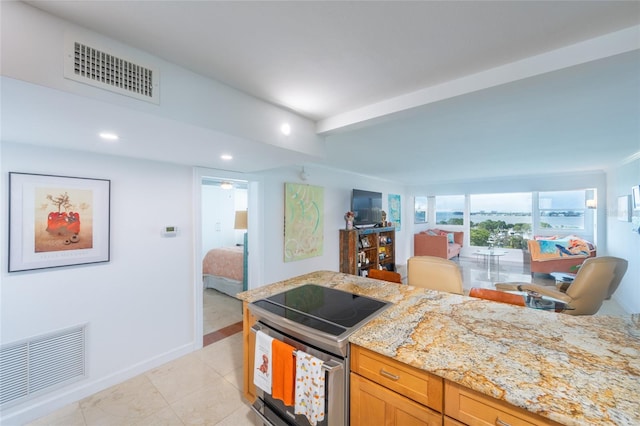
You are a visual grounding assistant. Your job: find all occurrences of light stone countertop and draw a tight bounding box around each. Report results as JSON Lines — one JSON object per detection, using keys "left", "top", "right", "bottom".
{"left": 237, "top": 270, "right": 640, "bottom": 426}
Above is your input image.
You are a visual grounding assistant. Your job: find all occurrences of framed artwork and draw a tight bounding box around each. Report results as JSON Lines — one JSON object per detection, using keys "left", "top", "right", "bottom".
{"left": 284, "top": 183, "right": 324, "bottom": 262}
{"left": 388, "top": 194, "right": 401, "bottom": 231}
{"left": 414, "top": 196, "right": 428, "bottom": 223}
{"left": 617, "top": 195, "right": 631, "bottom": 222}
{"left": 9, "top": 172, "right": 111, "bottom": 272}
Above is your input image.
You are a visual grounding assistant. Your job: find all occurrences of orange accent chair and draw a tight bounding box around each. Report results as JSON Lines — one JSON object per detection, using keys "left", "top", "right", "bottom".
{"left": 469, "top": 288, "right": 525, "bottom": 306}
{"left": 368, "top": 268, "right": 402, "bottom": 284}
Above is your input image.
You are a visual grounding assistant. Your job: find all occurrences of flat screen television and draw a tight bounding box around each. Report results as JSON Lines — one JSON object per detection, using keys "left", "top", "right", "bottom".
{"left": 352, "top": 189, "right": 383, "bottom": 226}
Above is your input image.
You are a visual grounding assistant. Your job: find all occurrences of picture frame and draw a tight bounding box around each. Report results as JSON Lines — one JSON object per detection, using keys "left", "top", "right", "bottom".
{"left": 9, "top": 172, "right": 111, "bottom": 272}
{"left": 617, "top": 195, "right": 631, "bottom": 222}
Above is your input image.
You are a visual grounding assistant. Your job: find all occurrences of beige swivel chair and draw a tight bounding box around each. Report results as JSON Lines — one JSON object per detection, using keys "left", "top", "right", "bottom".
{"left": 368, "top": 268, "right": 403, "bottom": 284}
{"left": 495, "top": 256, "right": 625, "bottom": 315}
{"left": 407, "top": 256, "right": 464, "bottom": 295}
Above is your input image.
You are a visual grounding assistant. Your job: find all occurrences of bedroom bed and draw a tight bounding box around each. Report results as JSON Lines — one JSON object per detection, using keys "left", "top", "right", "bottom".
{"left": 202, "top": 246, "right": 246, "bottom": 297}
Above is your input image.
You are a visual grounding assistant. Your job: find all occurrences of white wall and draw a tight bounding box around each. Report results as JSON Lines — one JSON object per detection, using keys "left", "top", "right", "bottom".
{"left": 1, "top": 143, "right": 196, "bottom": 424}
{"left": 201, "top": 184, "right": 247, "bottom": 255}
{"left": 605, "top": 157, "right": 640, "bottom": 313}
{"left": 257, "top": 165, "right": 409, "bottom": 285}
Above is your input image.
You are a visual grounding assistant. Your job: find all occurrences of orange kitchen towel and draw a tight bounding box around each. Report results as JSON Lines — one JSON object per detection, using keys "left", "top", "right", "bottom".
{"left": 271, "top": 339, "right": 296, "bottom": 406}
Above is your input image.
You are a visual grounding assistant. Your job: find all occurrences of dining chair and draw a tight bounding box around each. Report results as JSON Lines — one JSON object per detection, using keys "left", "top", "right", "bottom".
{"left": 407, "top": 256, "right": 464, "bottom": 295}
{"left": 368, "top": 268, "right": 403, "bottom": 284}
{"left": 495, "top": 256, "right": 624, "bottom": 315}
{"left": 469, "top": 287, "right": 526, "bottom": 306}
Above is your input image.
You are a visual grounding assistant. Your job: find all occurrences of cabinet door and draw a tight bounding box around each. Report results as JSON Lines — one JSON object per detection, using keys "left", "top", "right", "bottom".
{"left": 242, "top": 301, "right": 257, "bottom": 403}
{"left": 351, "top": 373, "right": 442, "bottom": 426}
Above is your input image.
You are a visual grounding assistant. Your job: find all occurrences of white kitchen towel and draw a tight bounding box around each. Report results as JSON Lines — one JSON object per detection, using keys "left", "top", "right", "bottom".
{"left": 253, "top": 330, "right": 273, "bottom": 394}
{"left": 294, "top": 351, "right": 325, "bottom": 426}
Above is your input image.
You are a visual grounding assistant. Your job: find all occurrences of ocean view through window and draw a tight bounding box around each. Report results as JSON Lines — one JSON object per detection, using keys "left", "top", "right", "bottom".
{"left": 431, "top": 190, "right": 595, "bottom": 249}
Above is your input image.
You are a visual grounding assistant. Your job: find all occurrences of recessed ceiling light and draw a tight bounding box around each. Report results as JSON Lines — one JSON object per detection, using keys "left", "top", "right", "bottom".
{"left": 221, "top": 154, "right": 233, "bottom": 160}
{"left": 99, "top": 132, "right": 119, "bottom": 141}
{"left": 281, "top": 123, "right": 291, "bottom": 136}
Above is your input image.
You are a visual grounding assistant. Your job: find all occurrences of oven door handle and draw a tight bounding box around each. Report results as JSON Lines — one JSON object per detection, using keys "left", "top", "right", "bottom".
{"left": 251, "top": 324, "right": 343, "bottom": 374}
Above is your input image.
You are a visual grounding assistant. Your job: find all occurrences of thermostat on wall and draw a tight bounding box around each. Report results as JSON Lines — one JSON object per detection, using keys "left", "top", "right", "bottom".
{"left": 162, "top": 226, "right": 178, "bottom": 237}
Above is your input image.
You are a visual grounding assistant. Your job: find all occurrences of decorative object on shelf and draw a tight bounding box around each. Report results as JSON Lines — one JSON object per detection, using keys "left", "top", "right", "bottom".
{"left": 8, "top": 172, "right": 111, "bottom": 272}
{"left": 284, "top": 183, "right": 324, "bottom": 262}
{"left": 345, "top": 211, "right": 355, "bottom": 230}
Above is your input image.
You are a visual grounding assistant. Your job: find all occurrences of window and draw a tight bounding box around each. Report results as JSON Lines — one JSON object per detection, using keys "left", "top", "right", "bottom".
{"left": 469, "top": 193, "right": 532, "bottom": 248}
{"left": 435, "top": 195, "right": 464, "bottom": 225}
{"left": 414, "top": 196, "right": 428, "bottom": 223}
{"left": 538, "top": 190, "right": 586, "bottom": 230}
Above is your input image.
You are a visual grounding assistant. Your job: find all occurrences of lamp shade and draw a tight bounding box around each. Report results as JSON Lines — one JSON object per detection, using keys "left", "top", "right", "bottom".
{"left": 234, "top": 210, "right": 248, "bottom": 230}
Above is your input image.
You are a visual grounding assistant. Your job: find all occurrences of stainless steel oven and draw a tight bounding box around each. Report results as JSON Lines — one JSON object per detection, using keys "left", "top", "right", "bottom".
{"left": 250, "top": 322, "right": 345, "bottom": 426}
{"left": 248, "top": 284, "right": 391, "bottom": 426}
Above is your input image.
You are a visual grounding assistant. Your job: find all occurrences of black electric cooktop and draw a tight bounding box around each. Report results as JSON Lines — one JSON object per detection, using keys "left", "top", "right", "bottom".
{"left": 251, "top": 284, "right": 389, "bottom": 336}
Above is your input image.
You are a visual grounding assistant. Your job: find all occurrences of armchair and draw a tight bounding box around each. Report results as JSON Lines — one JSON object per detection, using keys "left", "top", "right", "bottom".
{"left": 495, "top": 256, "right": 626, "bottom": 315}
{"left": 407, "top": 256, "right": 464, "bottom": 295}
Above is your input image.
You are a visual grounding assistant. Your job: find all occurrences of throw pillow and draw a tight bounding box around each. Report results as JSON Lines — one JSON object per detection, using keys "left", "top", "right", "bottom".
{"left": 447, "top": 233, "right": 455, "bottom": 244}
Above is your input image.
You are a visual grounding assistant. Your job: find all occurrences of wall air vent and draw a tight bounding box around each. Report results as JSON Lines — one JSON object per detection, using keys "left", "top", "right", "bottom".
{"left": 0, "top": 325, "right": 86, "bottom": 408}
{"left": 64, "top": 38, "right": 160, "bottom": 104}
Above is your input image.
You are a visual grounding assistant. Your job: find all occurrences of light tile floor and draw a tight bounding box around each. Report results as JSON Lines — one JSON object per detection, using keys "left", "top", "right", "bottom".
{"left": 29, "top": 259, "right": 627, "bottom": 425}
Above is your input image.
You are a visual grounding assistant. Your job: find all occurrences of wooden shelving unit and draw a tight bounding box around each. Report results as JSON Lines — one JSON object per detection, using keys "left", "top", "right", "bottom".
{"left": 339, "top": 226, "right": 396, "bottom": 276}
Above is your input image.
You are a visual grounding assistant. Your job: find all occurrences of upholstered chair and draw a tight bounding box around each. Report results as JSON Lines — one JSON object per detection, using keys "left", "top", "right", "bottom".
{"left": 368, "top": 268, "right": 403, "bottom": 284}
{"left": 495, "top": 256, "right": 625, "bottom": 315}
{"left": 407, "top": 256, "right": 464, "bottom": 295}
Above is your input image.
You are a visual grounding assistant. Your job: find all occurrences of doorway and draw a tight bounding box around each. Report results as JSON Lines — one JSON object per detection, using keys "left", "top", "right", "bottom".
{"left": 200, "top": 177, "right": 247, "bottom": 345}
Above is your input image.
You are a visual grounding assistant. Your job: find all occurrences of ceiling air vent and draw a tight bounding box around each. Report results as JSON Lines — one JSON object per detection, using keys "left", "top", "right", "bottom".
{"left": 64, "top": 39, "right": 160, "bottom": 104}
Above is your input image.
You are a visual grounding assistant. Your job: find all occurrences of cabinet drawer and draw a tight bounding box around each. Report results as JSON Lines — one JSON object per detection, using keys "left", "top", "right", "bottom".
{"left": 351, "top": 345, "right": 443, "bottom": 412}
{"left": 444, "top": 380, "right": 561, "bottom": 426}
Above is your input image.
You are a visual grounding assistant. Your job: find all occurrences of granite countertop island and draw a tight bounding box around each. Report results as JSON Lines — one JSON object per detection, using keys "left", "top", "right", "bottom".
{"left": 237, "top": 270, "right": 640, "bottom": 426}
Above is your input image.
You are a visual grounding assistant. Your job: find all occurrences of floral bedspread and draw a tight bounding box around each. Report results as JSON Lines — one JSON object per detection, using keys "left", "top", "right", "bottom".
{"left": 202, "top": 246, "right": 244, "bottom": 281}
{"left": 528, "top": 237, "right": 595, "bottom": 262}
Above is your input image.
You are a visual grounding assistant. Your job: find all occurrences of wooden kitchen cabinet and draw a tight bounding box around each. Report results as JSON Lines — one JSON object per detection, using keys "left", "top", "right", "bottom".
{"left": 444, "top": 380, "right": 562, "bottom": 426}
{"left": 351, "top": 373, "right": 442, "bottom": 426}
{"left": 242, "top": 301, "right": 257, "bottom": 403}
{"left": 350, "top": 345, "right": 443, "bottom": 424}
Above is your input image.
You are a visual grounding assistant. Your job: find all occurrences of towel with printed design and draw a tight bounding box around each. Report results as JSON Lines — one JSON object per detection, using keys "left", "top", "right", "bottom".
{"left": 294, "top": 351, "right": 325, "bottom": 426}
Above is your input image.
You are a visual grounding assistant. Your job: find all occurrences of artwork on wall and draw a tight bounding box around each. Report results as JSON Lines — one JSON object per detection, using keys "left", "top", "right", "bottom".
{"left": 414, "top": 196, "right": 428, "bottom": 223}
{"left": 9, "top": 172, "right": 111, "bottom": 272}
{"left": 284, "top": 183, "right": 324, "bottom": 262}
{"left": 617, "top": 195, "right": 631, "bottom": 222}
{"left": 388, "top": 193, "right": 401, "bottom": 231}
